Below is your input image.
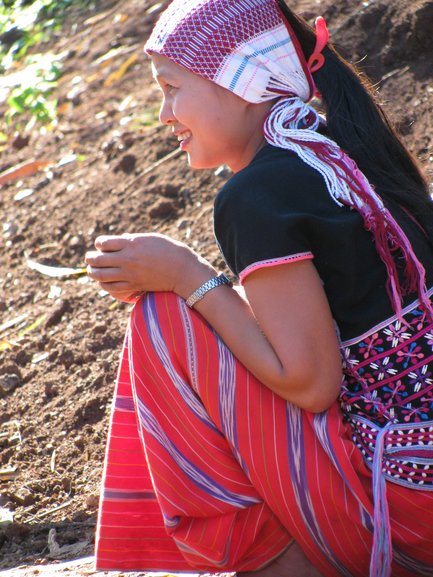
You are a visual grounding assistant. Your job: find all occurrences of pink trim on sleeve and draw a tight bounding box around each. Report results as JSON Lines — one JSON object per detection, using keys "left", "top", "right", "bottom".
{"left": 239, "top": 252, "right": 314, "bottom": 285}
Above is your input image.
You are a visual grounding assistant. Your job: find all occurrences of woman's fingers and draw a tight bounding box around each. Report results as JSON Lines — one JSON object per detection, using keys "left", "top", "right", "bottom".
{"left": 85, "top": 250, "right": 120, "bottom": 267}
{"left": 98, "top": 284, "right": 144, "bottom": 304}
{"left": 85, "top": 249, "right": 133, "bottom": 272}
{"left": 86, "top": 265, "right": 123, "bottom": 282}
{"left": 94, "top": 235, "right": 131, "bottom": 252}
{"left": 98, "top": 281, "right": 132, "bottom": 292}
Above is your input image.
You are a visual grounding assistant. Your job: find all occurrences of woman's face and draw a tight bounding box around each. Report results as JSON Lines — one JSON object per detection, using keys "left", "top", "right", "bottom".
{"left": 151, "top": 53, "right": 273, "bottom": 173}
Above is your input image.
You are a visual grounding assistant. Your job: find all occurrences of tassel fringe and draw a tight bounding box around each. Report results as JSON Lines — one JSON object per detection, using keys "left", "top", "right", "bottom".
{"left": 264, "top": 97, "right": 433, "bottom": 322}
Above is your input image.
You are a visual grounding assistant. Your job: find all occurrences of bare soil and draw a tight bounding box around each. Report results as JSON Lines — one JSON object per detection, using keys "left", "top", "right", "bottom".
{"left": 0, "top": 0, "right": 432, "bottom": 573}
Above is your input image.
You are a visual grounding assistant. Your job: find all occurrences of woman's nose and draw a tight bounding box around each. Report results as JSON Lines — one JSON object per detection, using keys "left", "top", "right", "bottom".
{"left": 159, "top": 98, "right": 175, "bottom": 125}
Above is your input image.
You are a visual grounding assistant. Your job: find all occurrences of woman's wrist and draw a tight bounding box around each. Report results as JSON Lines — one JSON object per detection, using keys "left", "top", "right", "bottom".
{"left": 173, "top": 249, "right": 217, "bottom": 302}
{"left": 186, "top": 274, "right": 232, "bottom": 308}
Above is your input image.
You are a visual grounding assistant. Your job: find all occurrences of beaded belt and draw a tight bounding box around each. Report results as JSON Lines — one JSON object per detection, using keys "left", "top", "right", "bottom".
{"left": 349, "top": 415, "right": 433, "bottom": 489}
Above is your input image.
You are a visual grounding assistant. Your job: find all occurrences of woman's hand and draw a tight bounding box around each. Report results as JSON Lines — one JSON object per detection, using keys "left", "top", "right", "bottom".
{"left": 85, "top": 233, "right": 215, "bottom": 303}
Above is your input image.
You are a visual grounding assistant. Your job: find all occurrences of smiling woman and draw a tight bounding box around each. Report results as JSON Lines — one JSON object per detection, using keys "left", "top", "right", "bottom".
{"left": 151, "top": 53, "right": 273, "bottom": 171}
{"left": 85, "top": 1, "right": 433, "bottom": 576}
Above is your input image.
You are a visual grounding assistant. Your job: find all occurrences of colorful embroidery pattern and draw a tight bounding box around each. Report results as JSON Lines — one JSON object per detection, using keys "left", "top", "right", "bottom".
{"left": 341, "top": 303, "right": 433, "bottom": 425}
{"left": 348, "top": 416, "right": 433, "bottom": 489}
{"left": 341, "top": 300, "right": 433, "bottom": 489}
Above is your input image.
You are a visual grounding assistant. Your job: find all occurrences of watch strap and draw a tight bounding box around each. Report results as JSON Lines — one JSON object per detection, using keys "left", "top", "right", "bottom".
{"left": 186, "top": 273, "right": 232, "bottom": 308}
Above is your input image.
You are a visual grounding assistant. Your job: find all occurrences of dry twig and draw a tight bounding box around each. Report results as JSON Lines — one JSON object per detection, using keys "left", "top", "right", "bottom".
{"left": 26, "top": 499, "right": 74, "bottom": 522}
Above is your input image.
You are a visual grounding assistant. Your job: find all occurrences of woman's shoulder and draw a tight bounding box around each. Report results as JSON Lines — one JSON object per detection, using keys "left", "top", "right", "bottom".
{"left": 229, "top": 144, "right": 325, "bottom": 187}
{"left": 215, "top": 144, "right": 332, "bottom": 213}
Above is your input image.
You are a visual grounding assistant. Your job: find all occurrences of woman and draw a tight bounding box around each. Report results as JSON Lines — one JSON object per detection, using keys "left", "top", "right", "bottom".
{"left": 85, "top": 1, "right": 433, "bottom": 575}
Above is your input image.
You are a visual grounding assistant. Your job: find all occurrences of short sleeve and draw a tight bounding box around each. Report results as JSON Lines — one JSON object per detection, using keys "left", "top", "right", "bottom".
{"left": 213, "top": 146, "right": 329, "bottom": 284}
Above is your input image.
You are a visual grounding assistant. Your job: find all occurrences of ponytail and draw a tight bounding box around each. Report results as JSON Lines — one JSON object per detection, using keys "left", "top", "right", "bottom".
{"left": 276, "top": 0, "right": 433, "bottom": 244}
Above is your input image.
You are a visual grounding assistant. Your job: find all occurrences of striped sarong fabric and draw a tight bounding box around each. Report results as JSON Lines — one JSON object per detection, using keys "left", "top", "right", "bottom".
{"left": 95, "top": 292, "right": 433, "bottom": 576}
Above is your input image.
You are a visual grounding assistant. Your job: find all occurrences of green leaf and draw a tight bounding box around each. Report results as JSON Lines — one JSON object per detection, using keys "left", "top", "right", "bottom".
{"left": 7, "top": 95, "right": 25, "bottom": 114}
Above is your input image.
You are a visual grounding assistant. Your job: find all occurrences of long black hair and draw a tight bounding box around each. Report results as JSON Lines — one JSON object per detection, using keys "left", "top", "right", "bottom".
{"left": 276, "top": 0, "right": 433, "bottom": 244}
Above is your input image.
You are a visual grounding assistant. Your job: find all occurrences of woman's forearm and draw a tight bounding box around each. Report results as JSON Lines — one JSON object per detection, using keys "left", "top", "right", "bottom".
{"left": 85, "top": 234, "right": 342, "bottom": 412}
{"left": 176, "top": 263, "right": 342, "bottom": 413}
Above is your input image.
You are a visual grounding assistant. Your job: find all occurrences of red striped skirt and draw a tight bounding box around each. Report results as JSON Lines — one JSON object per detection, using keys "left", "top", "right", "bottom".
{"left": 95, "top": 292, "right": 433, "bottom": 576}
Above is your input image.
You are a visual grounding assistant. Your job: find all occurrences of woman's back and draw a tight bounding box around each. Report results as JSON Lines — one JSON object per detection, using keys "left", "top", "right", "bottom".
{"left": 215, "top": 144, "right": 433, "bottom": 341}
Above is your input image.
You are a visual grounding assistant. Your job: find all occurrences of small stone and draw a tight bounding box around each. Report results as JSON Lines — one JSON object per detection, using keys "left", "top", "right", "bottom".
{"left": 58, "top": 349, "right": 75, "bottom": 369}
{"left": 0, "top": 507, "right": 14, "bottom": 528}
{"left": 1, "top": 374, "right": 21, "bottom": 394}
{"left": 92, "top": 374, "right": 105, "bottom": 389}
{"left": 2, "top": 222, "right": 18, "bottom": 238}
{"left": 114, "top": 154, "right": 136, "bottom": 174}
{"left": 44, "top": 299, "right": 71, "bottom": 328}
{"left": 61, "top": 476, "right": 72, "bottom": 492}
{"left": 44, "top": 382, "right": 58, "bottom": 398}
{"left": 149, "top": 199, "right": 176, "bottom": 219}
{"left": 93, "top": 323, "right": 107, "bottom": 335}
{"left": 69, "top": 234, "right": 85, "bottom": 250}
{"left": 12, "top": 489, "right": 35, "bottom": 506}
{"left": 157, "top": 183, "right": 179, "bottom": 198}
{"left": 74, "top": 435, "right": 85, "bottom": 449}
{"left": 66, "top": 85, "right": 85, "bottom": 105}
{"left": 12, "top": 133, "right": 30, "bottom": 150}
{"left": 86, "top": 493, "right": 99, "bottom": 508}
{"left": 78, "top": 367, "right": 90, "bottom": 378}
{"left": 13, "top": 349, "right": 32, "bottom": 368}
{"left": 177, "top": 218, "right": 190, "bottom": 230}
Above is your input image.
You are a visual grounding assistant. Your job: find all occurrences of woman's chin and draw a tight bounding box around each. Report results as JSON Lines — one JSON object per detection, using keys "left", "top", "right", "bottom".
{"left": 187, "top": 154, "right": 220, "bottom": 171}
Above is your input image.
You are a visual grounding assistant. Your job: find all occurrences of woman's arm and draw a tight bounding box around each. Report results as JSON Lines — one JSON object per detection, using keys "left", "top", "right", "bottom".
{"left": 188, "top": 259, "right": 343, "bottom": 413}
{"left": 85, "top": 233, "right": 342, "bottom": 412}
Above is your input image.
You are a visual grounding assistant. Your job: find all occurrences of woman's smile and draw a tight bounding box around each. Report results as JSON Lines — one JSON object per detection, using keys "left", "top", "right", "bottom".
{"left": 175, "top": 130, "right": 192, "bottom": 149}
{"left": 151, "top": 53, "right": 273, "bottom": 172}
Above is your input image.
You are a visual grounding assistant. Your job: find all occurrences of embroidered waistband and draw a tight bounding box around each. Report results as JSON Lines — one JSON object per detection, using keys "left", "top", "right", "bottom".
{"left": 349, "top": 416, "right": 433, "bottom": 489}
{"left": 349, "top": 416, "right": 433, "bottom": 577}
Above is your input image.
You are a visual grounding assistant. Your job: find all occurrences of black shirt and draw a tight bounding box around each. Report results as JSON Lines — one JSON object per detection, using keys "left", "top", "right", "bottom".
{"left": 214, "top": 145, "right": 433, "bottom": 341}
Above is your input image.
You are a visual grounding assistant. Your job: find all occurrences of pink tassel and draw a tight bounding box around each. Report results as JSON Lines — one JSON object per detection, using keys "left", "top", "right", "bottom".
{"left": 300, "top": 141, "right": 431, "bottom": 320}
{"left": 264, "top": 97, "right": 433, "bottom": 322}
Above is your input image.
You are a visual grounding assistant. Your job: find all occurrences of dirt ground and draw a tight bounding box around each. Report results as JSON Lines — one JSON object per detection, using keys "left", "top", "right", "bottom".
{"left": 0, "top": 0, "right": 432, "bottom": 573}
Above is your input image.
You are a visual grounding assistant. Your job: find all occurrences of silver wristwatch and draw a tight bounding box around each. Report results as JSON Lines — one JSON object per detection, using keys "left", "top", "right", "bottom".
{"left": 186, "top": 273, "right": 232, "bottom": 308}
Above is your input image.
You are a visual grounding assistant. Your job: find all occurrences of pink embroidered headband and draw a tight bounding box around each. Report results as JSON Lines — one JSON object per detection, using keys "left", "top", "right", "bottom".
{"left": 145, "top": 0, "right": 324, "bottom": 103}
{"left": 146, "top": 0, "right": 431, "bottom": 322}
